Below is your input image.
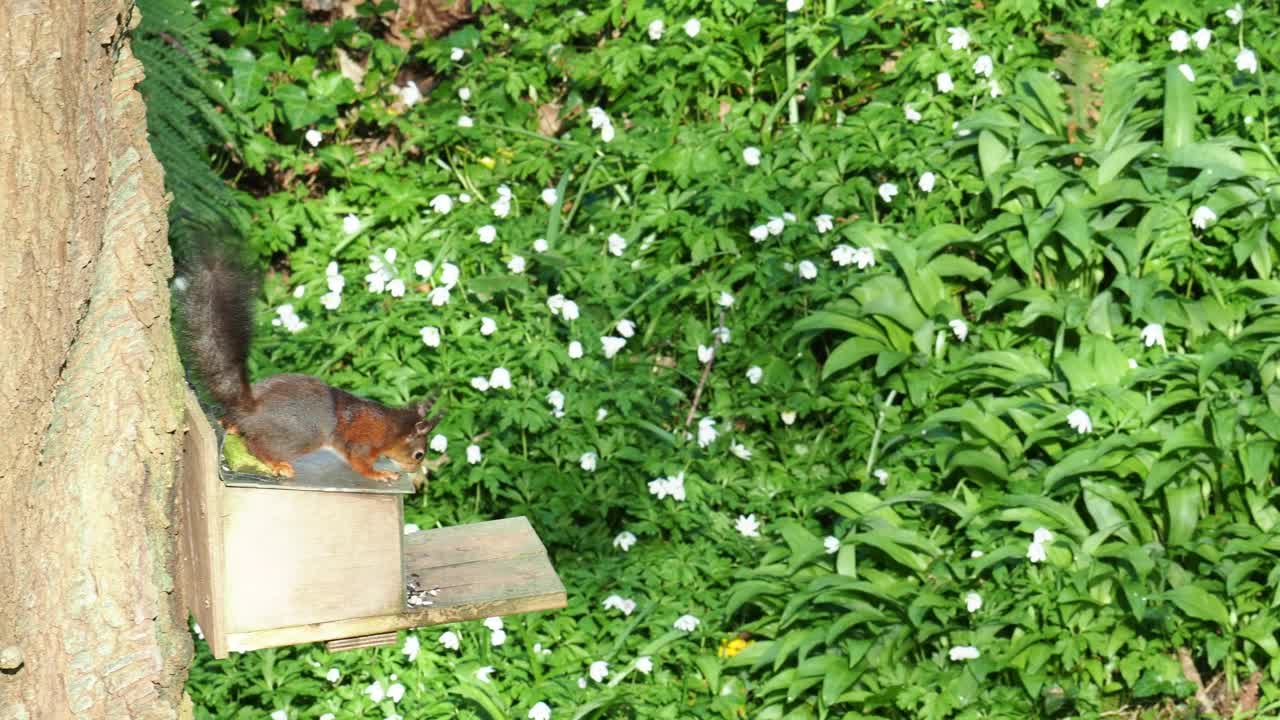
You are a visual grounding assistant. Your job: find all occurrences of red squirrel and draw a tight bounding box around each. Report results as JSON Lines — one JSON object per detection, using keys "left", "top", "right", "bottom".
{"left": 182, "top": 248, "right": 441, "bottom": 481}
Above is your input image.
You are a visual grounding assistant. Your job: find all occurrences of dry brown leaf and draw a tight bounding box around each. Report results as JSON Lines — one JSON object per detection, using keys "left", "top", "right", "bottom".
{"left": 537, "top": 103, "right": 563, "bottom": 137}
{"left": 335, "top": 48, "right": 367, "bottom": 90}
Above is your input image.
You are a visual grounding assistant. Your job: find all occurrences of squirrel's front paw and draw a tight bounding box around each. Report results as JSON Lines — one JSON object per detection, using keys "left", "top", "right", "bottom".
{"left": 370, "top": 470, "right": 400, "bottom": 482}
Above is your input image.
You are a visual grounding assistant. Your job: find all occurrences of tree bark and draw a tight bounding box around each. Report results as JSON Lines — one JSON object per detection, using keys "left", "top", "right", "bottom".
{"left": 0, "top": 2, "right": 191, "bottom": 719}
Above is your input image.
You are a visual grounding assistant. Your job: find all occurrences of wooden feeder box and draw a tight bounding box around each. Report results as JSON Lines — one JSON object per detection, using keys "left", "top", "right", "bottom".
{"left": 175, "top": 392, "right": 566, "bottom": 658}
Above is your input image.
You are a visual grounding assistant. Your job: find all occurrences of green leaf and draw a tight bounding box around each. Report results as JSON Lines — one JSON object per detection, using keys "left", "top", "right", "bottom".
{"left": 1164, "top": 585, "right": 1230, "bottom": 628}
{"left": 1162, "top": 64, "right": 1195, "bottom": 153}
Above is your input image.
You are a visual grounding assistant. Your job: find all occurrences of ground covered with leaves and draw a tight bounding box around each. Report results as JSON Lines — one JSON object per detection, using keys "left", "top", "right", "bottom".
{"left": 161, "top": 0, "right": 1280, "bottom": 718}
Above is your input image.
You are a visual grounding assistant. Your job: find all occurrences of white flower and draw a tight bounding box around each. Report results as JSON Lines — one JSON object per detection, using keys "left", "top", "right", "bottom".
{"left": 547, "top": 294, "right": 566, "bottom": 314}
{"left": 491, "top": 189, "right": 512, "bottom": 218}
{"left": 568, "top": 340, "right": 584, "bottom": 359}
{"left": 541, "top": 188, "right": 559, "bottom": 206}
{"left": 878, "top": 182, "right": 899, "bottom": 203}
{"left": 683, "top": 18, "right": 701, "bottom": 37}
{"left": 529, "top": 702, "right": 551, "bottom": 720}
{"left": 271, "top": 711, "right": 287, "bottom": 720}
{"left": 429, "top": 194, "right": 453, "bottom": 214}
{"left": 946, "top": 27, "right": 970, "bottom": 51}
{"left": 470, "top": 376, "right": 490, "bottom": 392}
{"left": 1169, "top": 30, "right": 1189, "bottom": 53}
{"left": 1096, "top": 0, "right": 1108, "bottom": 7}
{"left": 387, "top": 682, "right": 405, "bottom": 703}
{"left": 323, "top": 666, "right": 340, "bottom": 682}
{"left": 387, "top": 278, "right": 405, "bottom": 297}
{"left": 781, "top": 410, "right": 797, "bottom": 425}
{"left": 742, "top": 146, "right": 761, "bottom": 166}
{"left": 730, "top": 443, "right": 752, "bottom": 460}
{"left": 616, "top": 319, "right": 636, "bottom": 338}
{"left": 698, "top": 344, "right": 715, "bottom": 364}
{"left": 1226, "top": 3, "right": 1243, "bottom": 25}
{"left": 458, "top": 86, "right": 472, "bottom": 101}
{"left": 384, "top": 248, "right": 397, "bottom": 263}
{"left": 971, "top": 549, "right": 984, "bottom": 558}
{"left": 596, "top": 407, "right": 608, "bottom": 422}
{"left": 949, "top": 318, "right": 968, "bottom": 342}
{"left": 1192, "top": 28, "right": 1211, "bottom": 50}
{"left": 697, "top": 416, "right": 718, "bottom": 447}
{"left": 602, "top": 595, "right": 637, "bottom": 615}
{"left": 414, "top": 260, "right": 434, "bottom": 279}
{"left": 489, "top": 367, "right": 512, "bottom": 389}
{"left": 477, "top": 225, "right": 497, "bottom": 244}
{"left": 319, "top": 715, "right": 334, "bottom": 720}
{"left": 271, "top": 304, "right": 307, "bottom": 333}
{"left": 440, "top": 262, "right": 460, "bottom": 287}
{"left": 831, "top": 244, "right": 856, "bottom": 267}
{"left": 577, "top": 677, "right": 587, "bottom": 689}
{"left": 905, "top": 105, "right": 922, "bottom": 123}
{"left": 936, "top": 72, "right": 954, "bottom": 93}
{"left": 972, "top": 54, "right": 993, "bottom": 78}
{"left": 746, "top": 365, "right": 763, "bottom": 384}
{"left": 636, "top": 656, "right": 653, "bottom": 674}
{"left": 602, "top": 336, "right": 627, "bottom": 359}
{"left": 459, "top": 193, "right": 472, "bottom": 203}
{"left": 1027, "top": 541, "right": 1048, "bottom": 563}
{"left": 490, "top": 629, "right": 507, "bottom": 646}
{"left": 766, "top": 217, "right": 785, "bottom": 236}
{"left": 787, "top": 0, "right": 804, "bottom": 10}
{"left": 402, "top": 635, "right": 420, "bottom": 662}
{"left": 798, "top": 260, "right": 818, "bottom": 280}
{"left": 1128, "top": 358, "right": 1139, "bottom": 369}
{"left": 919, "top": 171, "right": 937, "bottom": 192}
{"left": 815, "top": 214, "right": 834, "bottom": 233}
{"left": 874, "top": 468, "right": 889, "bottom": 485}
{"left": 480, "top": 317, "right": 497, "bottom": 336}
{"left": 450, "top": 47, "right": 465, "bottom": 61}
{"left": 547, "top": 390, "right": 565, "bottom": 412}
{"left": 648, "top": 472, "right": 687, "bottom": 501}
{"left": 949, "top": 645, "right": 980, "bottom": 661}
{"left": 1237, "top": 48, "right": 1258, "bottom": 74}
{"left": 989, "top": 78, "right": 1003, "bottom": 98}
{"left": 365, "top": 682, "right": 386, "bottom": 703}
{"left": 589, "top": 661, "right": 609, "bottom": 683}
{"left": 580, "top": 452, "right": 598, "bottom": 472}
{"left": 587, "top": 106, "right": 616, "bottom": 143}
{"left": 1177, "top": 64, "right": 1195, "bottom": 82}
{"left": 735, "top": 514, "right": 761, "bottom": 537}
{"left": 319, "top": 290, "right": 341, "bottom": 309}
{"left": 673, "top": 614, "right": 700, "bottom": 632}
{"left": 458, "top": 115, "right": 474, "bottom": 128}
{"left": 1033, "top": 527, "right": 1054, "bottom": 545}
{"left": 562, "top": 300, "right": 580, "bottom": 321}
{"left": 718, "top": 291, "right": 735, "bottom": 307}
{"left": 613, "top": 531, "right": 637, "bottom": 552}
{"left": 430, "top": 434, "right": 447, "bottom": 453}
{"left": 824, "top": 536, "right": 839, "bottom": 554}
{"left": 1192, "top": 205, "right": 1217, "bottom": 229}
{"left": 965, "top": 592, "right": 982, "bottom": 613}
{"left": 304, "top": 129, "right": 322, "bottom": 147}
{"left": 608, "top": 233, "right": 628, "bottom": 256}
{"left": 439, "top": 630, "right": 460, "bottom": 650}
{"left": 749, "top": 225, "right": 770, "bottom": 242}
{"left": 342, "top": 214, "right": 362, "bottom": 235}
{"left": 1067, "top": 408, "right": 1092, "bottom": 434}
{"left": 428, "top": 283, "right": 450, "bottom": 308}
{"left": 466, "top": 444, "right": 482, "bottom": 464}
{"left": 399, "top": 81, "right": 421, "bottom": 106}
{"left": 534, "top": 238, "right": 549, "bottom": 253}
{"left": 475, "top": 666, "right": 495, "bottom": 683}
{"left": 647, "top": 18, "right": 664, "bottom": 41}
{"left": 1140, "top": 323, "right": 1166, "bottom": 348}
{"left": 508, "top": 255, "right": 526, "bottom": 273}
{"left": 533, "top": 643, "right": 552, "bottom": 656}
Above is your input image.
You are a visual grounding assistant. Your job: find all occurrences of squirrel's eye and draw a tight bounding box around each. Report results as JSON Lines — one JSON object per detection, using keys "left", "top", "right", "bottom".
{"left": 412, "top": 450, "right": 425, "bottom": 461}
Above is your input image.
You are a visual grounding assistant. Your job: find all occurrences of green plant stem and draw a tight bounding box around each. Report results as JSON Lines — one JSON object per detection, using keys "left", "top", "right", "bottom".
{"left": 762, "top": 37, "right": 840, "bottom": 136}
{"left": 785, "top": 13, "right": 799, "bottom": 126}
{"left": 477, "top": 122, "right": 584, "bottom": 149}
{"left": 865, "top": 389, "right": 898, "bottom": 476}
{"left": 561, "top": 155, "right": 603, "bottom": 233}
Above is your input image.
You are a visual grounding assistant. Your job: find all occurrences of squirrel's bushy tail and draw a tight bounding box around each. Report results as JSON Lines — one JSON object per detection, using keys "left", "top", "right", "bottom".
{"left": 180, "top": 241, "right": 258, "bottom": 414}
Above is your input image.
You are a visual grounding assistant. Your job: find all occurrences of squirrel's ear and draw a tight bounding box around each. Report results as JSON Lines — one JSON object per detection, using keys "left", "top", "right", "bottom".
{"left": 415, "top": 396, "right": 437, "bottom": 418}
{"left": 414, "top": 413, "right": 442, "bottom": 436}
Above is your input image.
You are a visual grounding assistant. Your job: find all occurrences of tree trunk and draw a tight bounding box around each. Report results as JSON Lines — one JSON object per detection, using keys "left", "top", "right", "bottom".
{"left": 0, "top": 1, "right": 191, "bottom": 719}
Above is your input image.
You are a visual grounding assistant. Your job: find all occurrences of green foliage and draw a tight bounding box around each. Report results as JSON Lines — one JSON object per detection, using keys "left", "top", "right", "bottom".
{"left": 167, "top": 0, "right": 1280, "bottom": 718}
{"left": 135, "top": 0, "right": 250, "bottom": 240}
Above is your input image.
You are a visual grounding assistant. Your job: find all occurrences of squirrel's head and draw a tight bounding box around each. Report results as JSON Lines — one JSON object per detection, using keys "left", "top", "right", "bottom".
{"left": 385, "top": 397, "right": 443, "bottom": 474}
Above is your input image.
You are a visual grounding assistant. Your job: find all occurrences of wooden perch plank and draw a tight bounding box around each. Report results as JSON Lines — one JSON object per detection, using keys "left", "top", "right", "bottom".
{"left": 223, "top": 517, "right": 565, "bottom": 654}
{"left": 177, "top": 391, "right": 228, "bottom": 659}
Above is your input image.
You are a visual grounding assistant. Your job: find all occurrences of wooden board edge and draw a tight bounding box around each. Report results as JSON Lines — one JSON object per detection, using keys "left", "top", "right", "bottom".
{"left": 179, "top": 390, "right": 229, "bottom": 659}
{"left": 224, "top": 589, "right": 568, "bottom": 654}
